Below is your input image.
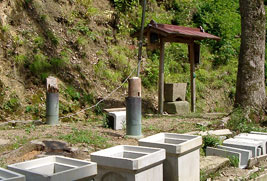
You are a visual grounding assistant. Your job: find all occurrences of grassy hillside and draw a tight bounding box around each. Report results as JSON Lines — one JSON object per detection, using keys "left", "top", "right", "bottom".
{"left": 0, "top": 0, "right": 242, "bottom": 121}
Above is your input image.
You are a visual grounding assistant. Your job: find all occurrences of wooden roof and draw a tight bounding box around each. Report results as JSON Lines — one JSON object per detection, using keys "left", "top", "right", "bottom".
{"left": 135, "top": 20, "right": 220, "bottom": 42}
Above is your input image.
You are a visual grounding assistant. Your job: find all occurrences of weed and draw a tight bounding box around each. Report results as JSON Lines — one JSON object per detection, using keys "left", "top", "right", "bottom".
{"left": 0, "top": 25, "right": 9, "bottom": 33}
{"left": 65, "top": 86, "right": 80, "bottom": 101}
{"left": 46, "top": 30, "right": 59, "bottom": 46}
{"left": 50, "top": 51, "right": 69, "bottom": 71}
{"left": 227, "top": 108, "right": 254, "bottom": 133}
{"left": 34, "top": 36, "right": 45, "bottom": 48}
{"left": 200, "top": 169, "right": 220, "bottom": 181}
{"left": 228, "top": 155, "right": 239, "bottom": 167}
{"left": 40, "top": 14, "right": 47, "bottom": 22}
{"left": 12, "top": 136, "right": 29, "bottom": 150}
{"left": 24, "top": 124, "right": 36, "bottom": 134}
{"left": 14, "top": 54, "right": 28, "bottom": 66}
{"left": 202, "top": 135, "right": 222, "bottom": 151}
{"left": 59, "top": 128, "right": 111, "bottom": 150}
{"left": 29, "top": 53, "right": 51, "bottom": 75}
{"left": 3, "top": 94, "right": 20, "bottom": 113}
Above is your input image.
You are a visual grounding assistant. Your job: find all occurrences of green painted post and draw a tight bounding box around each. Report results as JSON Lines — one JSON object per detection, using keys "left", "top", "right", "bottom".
{"left": 46, "top": 76, "right": 59, "bottom": 125}
{"left": 126, "top": 77, "right": 142, "bottom": 138}
{"left": 46, "top": 92, "right": 59, "bottom": 125}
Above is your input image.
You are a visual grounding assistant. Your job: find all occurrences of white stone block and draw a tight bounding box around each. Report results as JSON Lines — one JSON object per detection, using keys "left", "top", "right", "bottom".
{"left": 107, "top": 111, "right": 126, "bottom": 130}
{"left": 217, "top": 145, "right": 252, "bottom": 168}
{"left": 206, "top": 147, "right": 241, "bottom": 167}
{"left": 0, "top": 168, "right": 25, "bottom": 181}
{"left": 8, "top": 156, "right": 97, "bottom": 181}
{"left": 138, "top": 133, "right": 202, "bottom": 181}
{"left": 234, "top": 133, "right": 267, "bottom": 154}
{"left": 223, "top": 138, "right": 263, "bottom": 157}
{"left": 91, "top": 145, "right": 165, "bottom": 181}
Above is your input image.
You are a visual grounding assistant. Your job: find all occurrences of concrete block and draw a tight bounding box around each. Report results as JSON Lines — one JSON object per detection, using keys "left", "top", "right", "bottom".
{"left": 106, "top": 111, "right": 126, "bottom": 130}
{"left": 234, "top": 133, "right": 267, "bottom": 154}
{"left": 91, "top": 145, "right": 165, "bottom": 181}
{"left": 0, "top": 168, "right": 25, "bottom": 181}
{"left": 198, "top": 129, "right": 233, "bottom": 136}
{"left": 8, "top": 156, "right": 97, "bottom": 181}
{"left": 164, "top": 83, "right": 187, "bottom": 102}
{"left": 217, "top": 145, "right": 252, "bottom": 168}
{"left": 223, "top": 138, "right": 263, "bottom": 157}
{"left": 206, "top": 147, "right": 241, "bottom": 167}
{"left": 138, "top": 133, "right": 202, "bottom": 181}
{"left": 163, "top": 101, "right": 189, "bottom": 114}
{"left": 250, "top": 131, "right": 267, "bottom": 136}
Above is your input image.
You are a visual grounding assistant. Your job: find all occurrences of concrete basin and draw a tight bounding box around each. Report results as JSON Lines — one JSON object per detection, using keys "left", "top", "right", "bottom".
{"left": 91, "top": 145, "right": 165, "bottom": 181}
{"left": 139, "top": 133, "right": 202, "bottom": 181}
{"left": 8, "top": 156, "right": 97, "bottom": 181}
{"left": 0, "top": 168, "right": 25, "bottom": 181}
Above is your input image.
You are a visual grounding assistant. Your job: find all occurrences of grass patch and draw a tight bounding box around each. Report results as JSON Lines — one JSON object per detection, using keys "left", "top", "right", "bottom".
{"left": 59, "top": 128, "right": 111, "bottom": 150}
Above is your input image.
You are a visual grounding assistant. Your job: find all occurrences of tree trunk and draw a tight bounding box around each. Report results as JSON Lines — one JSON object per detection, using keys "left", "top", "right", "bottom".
{"left": 235, "top": 0, "right": 266, "bottom": 111}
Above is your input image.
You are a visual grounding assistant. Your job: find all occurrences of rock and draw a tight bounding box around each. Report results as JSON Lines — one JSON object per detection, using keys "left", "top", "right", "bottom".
{"left": 200, "top": 156, "right": 230, "bottom": 175}
{"left": 32, "top": 120, "right": 44, "bottom": 125}
{"left": 0, "top": 139, "right": 10, "bottom": 145}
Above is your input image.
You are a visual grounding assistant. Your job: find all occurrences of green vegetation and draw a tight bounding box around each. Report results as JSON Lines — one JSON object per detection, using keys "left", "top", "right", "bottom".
{"left": 59, "top": 128, "right": 111, "bottom": 150}
{"left": 227, "top": 108, "right": 267, "bottom": 133}
{"left": 202, "top": 135, "right": 222, "bottom": 150}
{"left": 228, "top": 155, "right": 239, "bottom": 168}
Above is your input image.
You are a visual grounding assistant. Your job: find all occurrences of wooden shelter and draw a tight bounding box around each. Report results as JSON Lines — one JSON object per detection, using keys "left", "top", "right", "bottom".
{"left": 137, "top": 20, "right": 220, "bottom": 114}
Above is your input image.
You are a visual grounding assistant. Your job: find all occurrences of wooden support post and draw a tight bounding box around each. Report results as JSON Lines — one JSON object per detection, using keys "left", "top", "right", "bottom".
{"left": 189, "top": 43, "right": 196, "bottom": 112}
{"left": 158, "top": 38, "right": 165, "bottom": 114}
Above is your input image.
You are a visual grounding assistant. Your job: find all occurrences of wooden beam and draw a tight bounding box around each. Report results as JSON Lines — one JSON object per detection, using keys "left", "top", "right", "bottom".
{"left": 158, "top": 38, "right": 165, "bottom": 114}
{"left": 189, "top": 43, "right": 196, "bottom": 112}
{"left": 162, "top": 37, "right": 194, "bottom": 44}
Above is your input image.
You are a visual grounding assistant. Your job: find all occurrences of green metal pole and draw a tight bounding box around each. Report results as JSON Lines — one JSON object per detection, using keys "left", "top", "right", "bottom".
{"left": 46, "top": 92, "right": 59, "bottom": 125}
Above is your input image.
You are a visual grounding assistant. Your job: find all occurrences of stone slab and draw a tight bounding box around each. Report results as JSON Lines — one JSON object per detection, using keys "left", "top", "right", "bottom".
{"left": 198, "top": 129, "right": 233, "bottom": 136}
{"left": 217, "top": 145, "right": 252, "bottom": 168}
{"left": 164, "top": 83, "right": 187, "bottom": 102}
{"left": 200, "top": 156, "right": 229, "bottom": 175}
{"left": 206, "top": 147, "right": 241, "bottom": 168}
{"left": 223, "top": 138, "right": 263, "bottom": 157}
{"left": 0, "top": 168, "right": 25, "bottom": 181}
{"left": 234, "top": 133, "right": 267, "bottom": 154}
{"left": 8, "top": 156, "right": 97, "bottom": 181}
{"left": 163, "top": 101, "right": 189, "bottom": 114}
{"left": 107, "top": 111, "right": 126, "bottom": 130}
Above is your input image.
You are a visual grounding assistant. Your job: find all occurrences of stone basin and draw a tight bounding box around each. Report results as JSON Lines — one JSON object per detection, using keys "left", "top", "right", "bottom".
{"left": 8, "top": 156, "right": 97, "bottom": 181}
{"left": 0, "top": 168, "right": 25, "bottom": 181}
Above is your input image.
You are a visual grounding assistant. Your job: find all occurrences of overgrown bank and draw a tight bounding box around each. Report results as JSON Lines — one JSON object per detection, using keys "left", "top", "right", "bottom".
{"left": 0, "top": 0, "right": 253, "bottom": 120}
